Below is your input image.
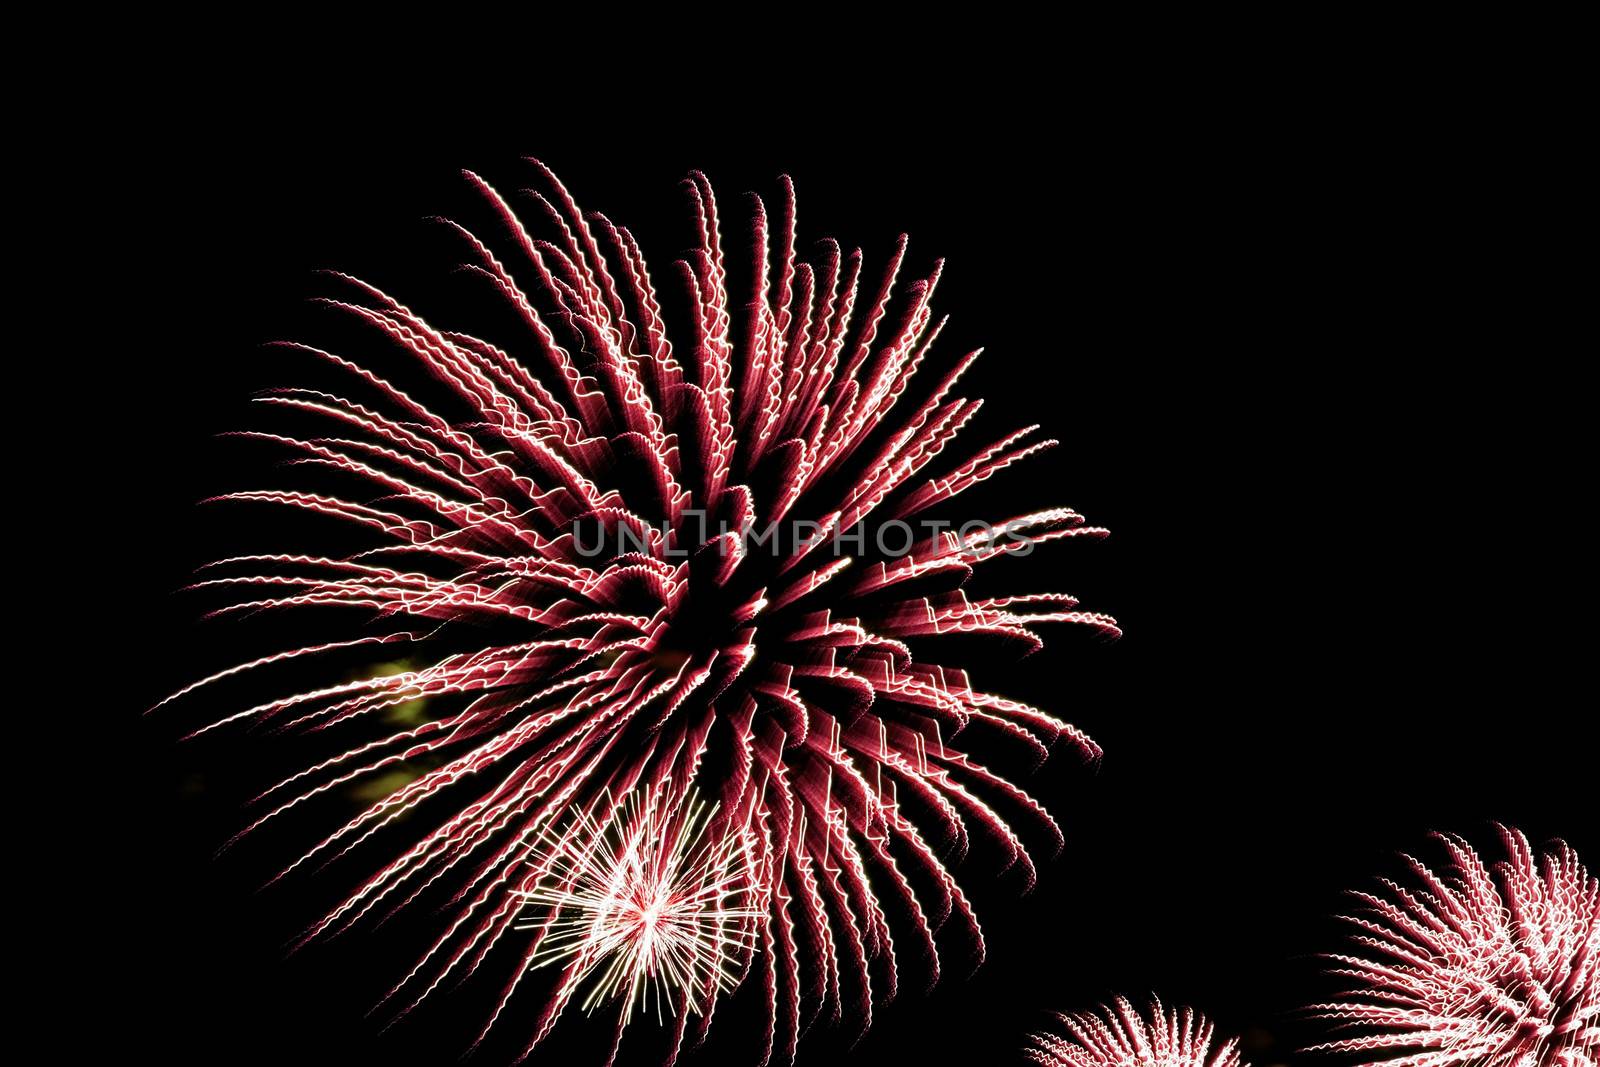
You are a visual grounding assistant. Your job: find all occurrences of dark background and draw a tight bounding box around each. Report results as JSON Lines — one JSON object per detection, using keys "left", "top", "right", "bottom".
{"left": 96, "top": 88, "right": 1592, "bottom": 1066}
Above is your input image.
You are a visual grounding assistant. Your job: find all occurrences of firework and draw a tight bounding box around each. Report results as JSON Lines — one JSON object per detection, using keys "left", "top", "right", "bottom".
{"left": 1027, "top": 998, "right": 1245, "bottom": 1067}
{"left": 160, "top": 161, "right": 1117, "bottom": 1061}
{"left": 513, "top": 787, "right": 763, "bottom": 1039}
{"left": 1308, "top": 826, "right": 1599, "bottom": 1067}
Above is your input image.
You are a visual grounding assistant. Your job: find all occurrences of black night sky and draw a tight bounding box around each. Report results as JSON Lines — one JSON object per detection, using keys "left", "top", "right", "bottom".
{"left": 94, "top": 78, "right": 1593, "bottom": 1067}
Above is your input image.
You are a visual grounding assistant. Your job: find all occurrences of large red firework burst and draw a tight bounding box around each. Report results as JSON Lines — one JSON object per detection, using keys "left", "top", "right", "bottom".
{"left": 1308, "top": 827, "right": 1599, "bottom": 1067}
{"left": 1027, "top": 998, "right": 1246, "bottom": 1067}
{"left": 159, "top": 161, "right": 1117, "bottom": 1061}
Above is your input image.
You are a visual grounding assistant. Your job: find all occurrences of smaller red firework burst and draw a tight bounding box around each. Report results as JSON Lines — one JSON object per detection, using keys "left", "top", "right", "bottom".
{"left": 1027, "top": 997, "right": 1245, "bottom": 1067}
{"left": 1308, "top": 826, "right": 1600, "bottom": 1067}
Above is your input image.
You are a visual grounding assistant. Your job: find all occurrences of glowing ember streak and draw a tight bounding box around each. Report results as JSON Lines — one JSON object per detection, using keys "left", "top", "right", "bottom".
{"left": 160, "top": 161, "right": 1118, "bottom": 1061}
{"left": 1308, "top": 826, "right": 1599, "bottom": 1067}
{"left": 1027, "top": 998, "right": 1245, "bottom": 1067}
{"left": 513, "top": 789, "right": 763, "bottom": 1029}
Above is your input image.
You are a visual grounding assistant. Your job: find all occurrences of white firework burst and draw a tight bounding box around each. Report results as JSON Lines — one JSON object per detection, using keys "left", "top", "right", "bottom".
{"left": 514, "top": 788, "right": 765, "bottom": 1031}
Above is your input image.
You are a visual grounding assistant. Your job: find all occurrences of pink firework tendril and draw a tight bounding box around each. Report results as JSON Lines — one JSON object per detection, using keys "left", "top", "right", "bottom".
{"left": 1308, "top": 827, "right": 1600, "bottom": 1067}
{"left": 1027, "top": 998, "right": 1246, "bottom": 1067}
{"left": 160, "top": 161, "right": 1118, "bottom": 1062}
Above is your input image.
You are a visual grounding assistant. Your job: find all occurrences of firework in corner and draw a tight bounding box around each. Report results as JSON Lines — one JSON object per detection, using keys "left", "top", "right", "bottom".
{"left": 1308, "top": 826, "right": 1599, "bottom": 1067}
